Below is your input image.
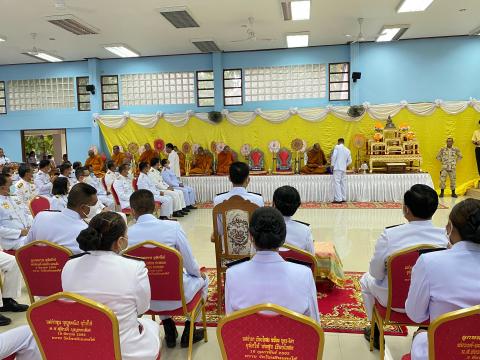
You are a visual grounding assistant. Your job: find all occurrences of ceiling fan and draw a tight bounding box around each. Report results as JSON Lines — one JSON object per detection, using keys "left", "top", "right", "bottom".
{"left": 230, "top": 17, "right": 276, "bottom": 43}
{"left": 350, "top": 18, "right": 375, "bottom": 43}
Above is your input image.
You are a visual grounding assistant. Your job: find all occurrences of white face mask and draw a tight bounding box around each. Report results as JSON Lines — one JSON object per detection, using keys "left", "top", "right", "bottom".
{"left": 82, "top": 203, "right": 100, "bottom": 219}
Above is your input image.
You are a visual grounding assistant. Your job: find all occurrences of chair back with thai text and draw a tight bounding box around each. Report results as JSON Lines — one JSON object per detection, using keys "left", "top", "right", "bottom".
{"left": 27, "top": 292, "right": 121, "bottom": 360}
{"left": 428, "top": 305, "right": 480, "bottom": 360}
{"left": 16, "top": 241, "right": 73, "bottom": 303}
{"left": 279, "top": 244, "right": 317, "bottom": 276}
{"left": 217, "top": 303, "right": 324, "bottom": 360}
{"left": 29, "top": 196, "right": 51, "bottom": 217}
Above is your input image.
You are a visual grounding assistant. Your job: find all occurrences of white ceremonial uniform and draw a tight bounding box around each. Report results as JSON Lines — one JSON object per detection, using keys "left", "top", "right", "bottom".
{"left": 283, "top": 217, "right": 315, "bottom": 255}
{"left": 128, "top": 214, "right": 209, "bottom": 312}
{"left": 113, "top": 175, "right": 134, "bottom": 210}
{"left": 104, "top": 170, "right": 118, "bottom": 192}
{"left": 168, "top": 150, "right": 181, "bottom": 178}
{"left": 14, "top": 178, "right": 37, "bottom": 205}
{"left": 85, "top": 175, "right": 114, "bottom": 209}
{"left": 148, "top": 167, "right": 186, "bottom": 211}
{"left": 161, "top": 167, "right": 196, "bottom": 206}
{"left": 331, "top": 143, "right": 352, "bottom": 202}
{"left": 0, "top": 195, "right": 33, "bottom": 250}
{"left": 213, "top": 186, "right": 264, "bottom": 207}
{"left": 0, "top": 156, "right": 10, "bottom": 166}
{"left": 58, "top": 173, "right": 77, "bottom": 188}
{"left": 225, "top": 251, "right": 320, "bottom": 323}
{"left": 137, "top": 173, "right": 173, "bottom": 217}
{"left": 0, "top": 325, "right": 41, "bottom": 360}
{"left": 49, "top": 194, "right": 68, "bottom": 211}
{"left": 25, "top": 208, "right": 88, "bottom": 254}
{"left": 0, "top": 251, "right": 22, "bottom": 307}
{"left": 406, "top": 241, "right": 480, "bottom": 360}
{"left": 360, "top": 220, "right": 448, "bottom": 319}
{"left": 33, "top": 170, "right": 52, "bottom": 197}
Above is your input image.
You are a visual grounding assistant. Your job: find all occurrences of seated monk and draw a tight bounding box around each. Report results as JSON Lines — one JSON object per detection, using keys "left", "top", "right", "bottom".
{"left": 111, "top": 145, "right": 125, "bottom": 167}
{"left": 173, "top": 146, "right": 186, "bottom": 176}
{"left": 85, "top": 150, "right": 104, "bottom": 177}
{"left": 300, "top": 143, "right": 327, "bottom": 174}
{"left": 217, "top": 146, "right": 234, "bottom": 175}
{"left": 189, "top": 147, "right": 212, "bottom": 175}
{"left": 138, "top": 143, "right": 158, "bottom": 165}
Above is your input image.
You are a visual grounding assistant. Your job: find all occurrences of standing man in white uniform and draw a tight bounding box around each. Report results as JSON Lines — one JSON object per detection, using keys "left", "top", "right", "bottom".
{"left": 14, "top": 164, "right": 37, "bottom": 205}
{"left": 161, "top": 159, "right": 197, "bottom": 209}
{"left": 25, "top": 182, "right": 97, "bottom": 254}
{"left": 331, "top": 138, "right": 352, "bottom": 203}
{"left": 34, "top": 159, "right": 55, "bottom": 197}
{"left": 128, "top": 190, "right": 207, "bottom": 348}
{"left": 137, "top": 162, "right": 174, "bottom": 218}
{"left": 360, "top": 184, "right": 448, "bottom": 348}
{"left": 165, "top": 143, "right": 181, "bottom": 178}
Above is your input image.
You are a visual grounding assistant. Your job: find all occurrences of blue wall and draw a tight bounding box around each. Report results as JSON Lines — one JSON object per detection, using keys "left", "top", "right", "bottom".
{"left": 0, "top": 36, "right": 479, "bottom": 162}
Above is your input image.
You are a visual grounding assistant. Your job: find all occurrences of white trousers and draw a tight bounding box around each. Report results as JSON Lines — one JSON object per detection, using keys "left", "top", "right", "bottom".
{"left": 174, "top": 186, "right": 196, "bottom": 206}
{"left": 163, "top": 189, "right": 186, "bottom": 212}
{"left": 333, "top": 170, "right": 346, "bottom": 201}
{"left": 411, "top": 332, "right": 428, "bottom": 360}
{"left": 98, "top": 194, "right": 115, "bottom": 209}
{"left": 0, "top": 251, "right": 22, "bottom": 306}
{"left": 0, "top": 326, "right": 41, "bottom": 360}
{"left": 153, "top": 195, "right": 173, "bottom": 217}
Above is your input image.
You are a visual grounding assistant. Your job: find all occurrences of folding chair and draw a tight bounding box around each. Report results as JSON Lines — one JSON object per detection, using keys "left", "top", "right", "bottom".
{"left": 110, "top": 182, "right": 131, "bottom": 215}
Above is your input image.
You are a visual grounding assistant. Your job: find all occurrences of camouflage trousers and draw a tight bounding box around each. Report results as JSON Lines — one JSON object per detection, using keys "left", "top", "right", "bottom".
{"left": 440, "top": 169, "right": 456, "bottom": 189}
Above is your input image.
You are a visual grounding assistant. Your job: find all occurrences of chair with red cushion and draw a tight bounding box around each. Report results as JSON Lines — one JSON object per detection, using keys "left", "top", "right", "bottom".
{"left": 27, "top": 292, "right": 122, "bottom": 360}
{"left": 132, "top": 177, "right": 138, "bottom": 191}
{"left": 279, "top": 243, "right": 317, "bottom": 276}
{"left": 370, "top": 244, "right": 438, "bottom": 359}
{"left": 2, "top": 354, "right": 16, "bottom": 360}
{"left": 124, "top": 241, "right": 207, "bottom": 360}
{"left": 110, "top": 182, "right": 131, "bottom": 215}
{"left": 15, "top": 241, "right": 72, "bottom": 303}
{"left": 101, "top": 176, "right": 109, "bottom": 192}
{"left": 29, "top": 196, "right": 50, "bottom": 217}
{"left": 217, "top": 303, "right": 324, "bottom": 360}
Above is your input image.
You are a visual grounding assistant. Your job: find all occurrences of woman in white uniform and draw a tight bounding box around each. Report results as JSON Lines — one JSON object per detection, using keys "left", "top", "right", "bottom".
{"left": 405, "top": 198, "right": 480, "bottom": 360}
{"left": 49, "top": 176, "right": 69, "bottom": 211}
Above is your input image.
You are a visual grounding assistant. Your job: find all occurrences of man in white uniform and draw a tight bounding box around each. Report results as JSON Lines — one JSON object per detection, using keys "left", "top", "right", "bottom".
{"left": 137, "top": 162, "right": 174, "bottom": 218}
{"left": 360, "top": 184, "right": 448, "bottom": 348}
{"left": 25, "top": 182, "right": 97, "bottom": 254}
{"left": 128, "top": 190, "right": 207, "bottom": 348}
{"left": 165, "top": 143, "right": 181, "bottom": 178}
{"left": 104, "top": 160, "right": 118, "bottom": 192}
{"left": 161, "top": 159, "right": 196, "bottom": 209}
{"left": 331, "top": 138, "right": 352, "bottom": 203}
{"left": 34, "top": 159, "right": 54, "bottom": 197}
{"left": 113, "top": 164, "right": 135, "bottom": 211}
{"left": 0, "top": 148, "right": 10, "bottom": 167}
{"left": 0, "top": 174, "right": 33, "bottom": 250}
{"left": 83, "top": 166, "right": 115, "bottom": 209}
{"left": 14, "top": 164, "right": 37, "bottom": 205}
{"left": 58, "top": 162, "right": 76, "bottom": 188}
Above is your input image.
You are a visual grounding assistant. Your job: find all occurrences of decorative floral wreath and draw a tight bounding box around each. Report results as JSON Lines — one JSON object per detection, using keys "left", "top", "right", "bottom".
{"left": 192, "top": 143, "right": 200, "bottom": 154}
{"left": 154, "top": 139, "right": 165, "bottom": 152}
{"left": 182, "top": 142, "right": 192, "bottom": 154}
{"left": 100, "top": 153, "right": 107, "bottom": 161}
{"left": 268, "top": 140, "right": 281, "bottom": 153}
{"left": 240, "top": 144, "right": 252, "bottom": 157}
{"left": 353, "top": 134, "right": 366, "bottom": 149}
{"left": 215, "top": 142, "right": 226, "bottom": 154}
{"left": 127, "top": 142, "right": 139, "bottom": 154}
{"left": 210, "top": 141, "right": 217, "bottom": 153}
{"left": 89, "top": 145, "right": 98, "bottom": 155}
{"left": 291, "top": 138, "right": 303, "bottom": 152}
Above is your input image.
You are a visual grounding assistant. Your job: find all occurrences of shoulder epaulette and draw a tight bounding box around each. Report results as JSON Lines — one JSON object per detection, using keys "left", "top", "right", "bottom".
{"left": 385, "top": 224, "right": 401, "bottom": 229}
{"left": 225, "top": 256, "right": 250, "bottom": 268}
{"left": 122, "top": 254, "right": 144, "bottom": 262}
{"left": 216, "top": 191, "right": 228, "bottom": 196}
{"left": 69, "top": 251, "right": 90, "bottom": 259}
{"left": 248, "top": 192, "right": 262, "bottom": 196}
{"left": 293, "top": 220, "right": 310, "bottom": 226}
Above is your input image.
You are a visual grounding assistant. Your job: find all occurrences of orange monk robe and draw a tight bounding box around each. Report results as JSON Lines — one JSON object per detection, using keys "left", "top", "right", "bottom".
{"left": 300, "top": 149, "right": 327, "bottom": 174}
{"left": 138, "top": 149, "right": 158, "bottom": 165}
{"left": 217, "top": 151, "right": 234, "bottom": 174}
{"left": 111, "top": 152, "right": 125, "bottom": 167}
{"left": 85, "top": 155, "right": 105, "bottom": 177}
{"left": 178, "top": 152, "right": 186, "bottom": 176}
{"left": 189, "top": 154, "right": 212, "bottom": 175}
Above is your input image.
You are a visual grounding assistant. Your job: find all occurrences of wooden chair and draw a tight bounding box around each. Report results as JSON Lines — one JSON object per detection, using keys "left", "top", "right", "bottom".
{"left": 110, "top": 182, "right": 131, "bottom": 215}
{"left": 370, "top": 244, "right": 438, "bottom": 359}
{"left": 217, "top": 303, "right": 324, "bottom": 360}
{"left": 279, "top": 243, "right": 317, "bottom": 276}
{"left": 29, "top": 196, "right": 50, "bottom": 217}
{"left": 15, "top": 241, "right": 72, "bottom": 303}
{"left": 27, "top": 292, "right": 122, "bottom": 360}
{"left": 212, "top": 195, "right": 259, "bottom": 314}
{"left": 124, "top": 241, "right": 207, "bottom": 360}
{"left": 401, "top": 305, "right": 480, "bottom": 360}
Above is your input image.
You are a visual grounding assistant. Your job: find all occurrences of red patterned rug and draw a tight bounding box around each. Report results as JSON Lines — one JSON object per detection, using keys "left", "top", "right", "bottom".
{"left": 172, "top": 269, "right": 408, "bottom": 336}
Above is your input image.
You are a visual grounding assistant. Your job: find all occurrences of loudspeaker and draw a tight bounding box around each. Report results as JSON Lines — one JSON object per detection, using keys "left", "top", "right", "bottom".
{"left": 352, "top": 72, "right": 362, "bottom": 82}
{"left": 85, "top": 84, "right": 96, "bottom": 95}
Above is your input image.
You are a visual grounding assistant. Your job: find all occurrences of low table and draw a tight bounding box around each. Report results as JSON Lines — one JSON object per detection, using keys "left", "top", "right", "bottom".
{"left": 315, "top": 242, "right": 345, "bottom": 288}
{"left": 368, "top": 154, "right": 422, "bottom": 173}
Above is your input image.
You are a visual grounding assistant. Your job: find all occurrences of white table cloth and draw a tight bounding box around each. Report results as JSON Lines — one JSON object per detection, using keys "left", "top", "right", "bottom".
{"left": 181, "top": 173, "right": 434, "bottom": 203}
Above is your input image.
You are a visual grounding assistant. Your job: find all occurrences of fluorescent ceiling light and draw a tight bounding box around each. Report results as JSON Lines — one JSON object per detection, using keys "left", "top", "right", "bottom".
{"left": 291, "top": 1, "right": 310, "bottom": 20}
{"left": 397, "top": 0, "right": 434, "bottom": 13}
{"left": 24, "top": 51, "right": 63, "bottom": 62}
{"left": 104, "top": 44, "right": 140, "bottom": 58}
{"left": 286, "top": 33, "right": 309, "bottom": 48}
{"left": 376, "top": 25, "right": 409, "bottom": 42}
{"left": 0, "top": 36, "right": 6, "bottom": 42}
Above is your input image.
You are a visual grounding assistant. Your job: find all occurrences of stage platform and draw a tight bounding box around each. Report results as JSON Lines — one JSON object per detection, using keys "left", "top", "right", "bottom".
{"left": 181, "top": 173, "right": 434, "bottom": 203}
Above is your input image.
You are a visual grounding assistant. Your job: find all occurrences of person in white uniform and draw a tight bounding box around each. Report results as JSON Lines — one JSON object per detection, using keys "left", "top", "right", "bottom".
{"left": 0, "top": 211, "right": 161, "bottom": 360}
{"left": 225, "top": 207, "right": 320, "bottom": 323}
{"left": 165, "top": 143, "right": 181, "bottom": 178}
{"left": 113, "top": 164, "right": 135, "bottom": 211}
{"left": 360, "top": 184, "right": 448, "bottom": 348}
{"left": 83, "top": 166, "right": 115, "bottom": 209}
{"left": 14, "top": 164, "right": 37, "bottom": 205}
{"left": 272, "top": 185, "right": 314, "bottom": 254}
{"left": 0, "top": 174, "right": 33, "bottom": 250}
{"left": 149, "top": 157, "right": 187, "bottom": 216}
{"left": 33, "top": 160, "right": 54, "bottom": 197}
{"left": 104, "top": 160, "right": 118, "bottom": 192}
{"left": 137, "top": 162, "right": 174, "bottom": 218}
{"left": 331, "top": 138, "right": 352, "bottom": 203}
{"left": 128, "top": 190, "right": 207, "bottom": 348}
{"left": 0, "top": 148, "right": 10, "bottom": 166}
{"left": 161, "top": 159, "right": 196, "bottom": 209}
{"left": 49, "top": 177, "right": 69, "bottom": 211}
{"left": 405, "top": 198, "right": 480, "bottom": 360}
{"left": 58, "top": 162, "right": 77, "bottom": 188}
{"left": 25, "top": 182, "right": 97, "bottom": 254}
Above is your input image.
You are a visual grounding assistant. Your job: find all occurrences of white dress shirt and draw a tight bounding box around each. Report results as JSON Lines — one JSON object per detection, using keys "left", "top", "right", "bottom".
{"left": 161, "top": 167, "right": 180, "bottom": 187}
{"left": 148, "top": 168, "right": 186, "bottom": 211}
{"left": 406, "top": 241, "right": 480, "bottom": 360}
{"left": 33, "top": 171, "right": 52, "bottom": 197}
{"left": 14, "top": 178, "right": 37, "bottom": 205}
{"left": 213, "top": 187, "right": 264, "bottom": 207}
{"left": 0, "top": 156, "right": 10, "bottom": 166}
{"left": 0, "top": 195, "right": 33, "bottom": 250}
{"left": 49, "top": 194, "right": 68, "bottom": 211}
{"left": 331, "top": 144, "right": 352, "bottom": 172}
{"left": 85, "top": 176, "right": 114, "bottom": 209}
{"left": 168, "top": 150, "right": 181, "bottom": 178}
{"left": 104, "top": 170, "right": 118, "bottom": 191}
{"left": 113, "top": 175, "right": 134, "bottom": 210}
{"left": 137, "top": 173, "right": 160, "bottom": 196}
{"left": 225, "top": 251, "right": 320, "bottom": 323}
{"left": 25, "top": 208, "right": 88, "bottom": 254}
{"left": 283, "top": 216, "right": 315, "bottom": 255}
{"left": 58, "top": 173, "right": 77, "bottom": 188}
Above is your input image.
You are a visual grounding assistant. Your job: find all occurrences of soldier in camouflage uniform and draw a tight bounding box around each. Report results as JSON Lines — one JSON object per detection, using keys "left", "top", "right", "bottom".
{"left": 436, "top": 138, "right": 462, "bottom": 198}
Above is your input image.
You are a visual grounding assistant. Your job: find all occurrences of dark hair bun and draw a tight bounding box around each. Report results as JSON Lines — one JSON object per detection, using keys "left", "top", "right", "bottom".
{"left": 77, "top": 227, "right": 102, "bottom": 251}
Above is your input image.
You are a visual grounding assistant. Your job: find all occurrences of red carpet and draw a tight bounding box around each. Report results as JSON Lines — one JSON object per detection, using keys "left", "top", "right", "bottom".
{"left": 172, "top": 269, "right": 408, "bottom": 336}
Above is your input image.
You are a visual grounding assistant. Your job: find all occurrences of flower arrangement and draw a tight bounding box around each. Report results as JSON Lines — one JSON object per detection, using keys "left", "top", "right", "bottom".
{"left": 291, "top": 138, "right": 304, "bottom": 152}
{"left": 374, "top": 122, "right": 384, "bottom": 132}
{"left": 154, "top": 139, "right": 165, "bottom": 152}
{"left": 268, "top": 140, "right": 281, "bottom": 153}
{"left": 240, "top": 144, "right": 252, "bottom": 157}
{"left": 373, "top": 132, "right": 383, "bottom": 142}
{"left": 182, "top": 142, "right": 192, "bottom": 154}
{"left": 406, "top": 131, "right": 416, "bottom": 140}
{"left": 399, "top": 123, "right": 410, "bottom": 132}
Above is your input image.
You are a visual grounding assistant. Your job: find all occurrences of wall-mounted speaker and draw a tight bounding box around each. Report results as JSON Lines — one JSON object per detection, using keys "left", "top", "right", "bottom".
{"left": 352, "top": 72, "right": 362, "bottom": 82}
{"left": 85, "top": 84, "right": 95, "bottom": 94}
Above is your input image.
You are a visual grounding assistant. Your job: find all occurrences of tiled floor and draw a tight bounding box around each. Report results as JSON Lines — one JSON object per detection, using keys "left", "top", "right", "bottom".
{"left": 1, "top": 196, "right": 460, "bottom": 359}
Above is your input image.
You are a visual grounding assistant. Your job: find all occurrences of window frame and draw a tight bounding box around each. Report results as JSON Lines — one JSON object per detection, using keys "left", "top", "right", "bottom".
{"left": 223, "top": 68, "right": 243, "bottom": 106}
{"left": 101, "top": 75, "right": 119, "bottom": 111}
{"left": 76, "top": 76, "right": 90, "bottom": 112}
{"left": 196, "top": 70, "right": 214, "bottom": 107}
{"left": 328, "top": 62, "right": 350, "bottom": 101}
{"left": 0, "top": 81, "right": 6, "bottom": 115}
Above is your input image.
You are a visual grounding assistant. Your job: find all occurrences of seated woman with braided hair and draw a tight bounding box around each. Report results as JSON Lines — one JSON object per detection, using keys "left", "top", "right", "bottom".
{"left": 406, "top": 198, "right": 480, "bottom": 360}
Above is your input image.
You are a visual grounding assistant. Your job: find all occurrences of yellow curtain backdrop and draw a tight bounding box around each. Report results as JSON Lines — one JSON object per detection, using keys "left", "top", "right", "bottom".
{"left": 98, "top": 107, "right": 479, "bottom": 193}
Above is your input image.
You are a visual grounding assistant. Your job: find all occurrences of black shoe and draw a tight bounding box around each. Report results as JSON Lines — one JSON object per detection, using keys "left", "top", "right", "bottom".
{"left": 0, "top": 314, "right": 11, "bottom": 326}
{"left": 182, "top": 208, "right": 190, "bottom": 213}
{"left": 439, "top": 190, "right": 444, "bottom": 198}
{"left": 451, "top": 191, "right": 458, "bottom": 198}
{"left": 181, "top": 321, "right": 204, "bottom": 348}
{"left": 159, "top": 216, "right": 169, "bottom": 220}
{"left": 162, "top": 318, "right": 178, "bottom": 348}
{"left": 172, "top": 211, "right": 184, "bottom": 218}
{"left": 181, "top": 210, "right": 189, "bottom": 215}
{"left": 332, "top": 201, "right": 342, "bottom": 204}
{"left": 187, "top": 205, "right": 197, "bottom": 210}
{"left": 0, "top": 298, "right": 29, "bottom": 312}
{"left": 363, "top": 325, "right": 380, "bottom": 350}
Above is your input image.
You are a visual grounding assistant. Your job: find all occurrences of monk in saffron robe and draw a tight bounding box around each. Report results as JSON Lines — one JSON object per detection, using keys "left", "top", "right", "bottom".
{"left": 217, "top": 146, "right": 234, "bottom": 175}
{"left": 300, "top": 143, "right": 327, "bottom": 174}
{"left": 85, "top": 150, "right": 105, "bottom": 177}
{"left": 139, "top": 143, "right": 158, "bottom": 165}
{"left": 189, "top": 147, "right": 212, "bottom": 175}
{"left": 111, "top": 145, "right": 125, "bottom": 168}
